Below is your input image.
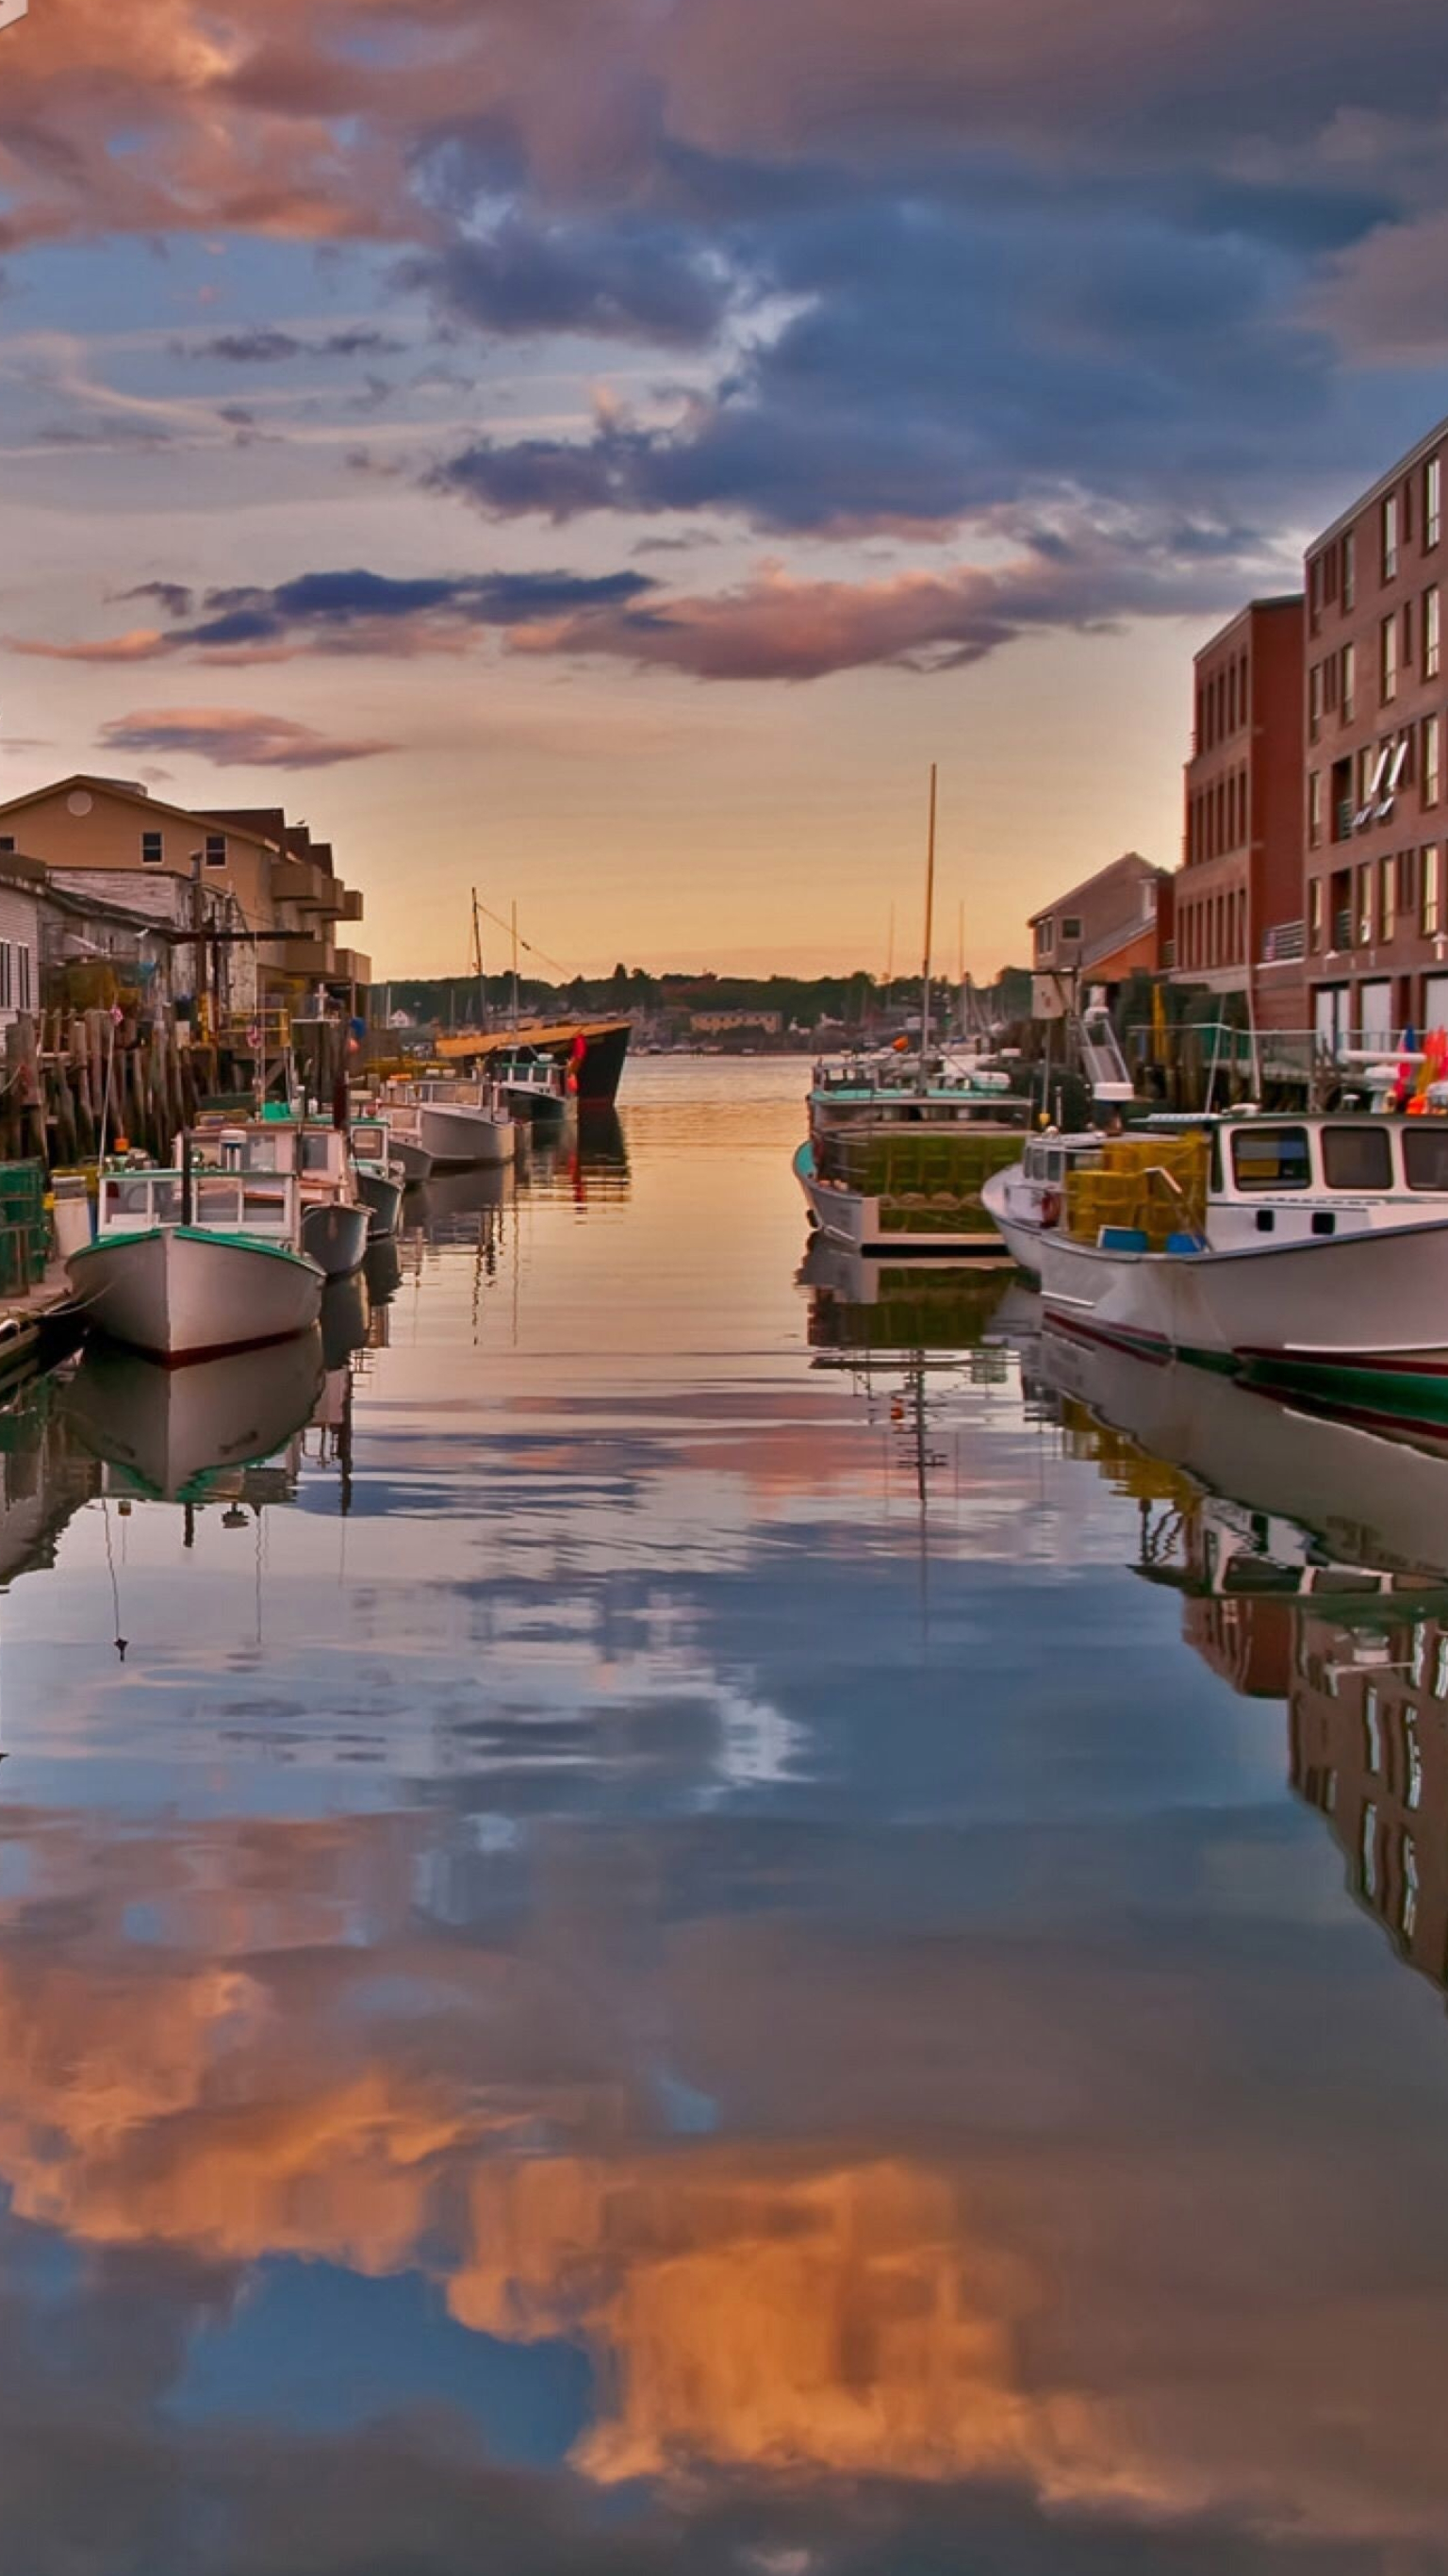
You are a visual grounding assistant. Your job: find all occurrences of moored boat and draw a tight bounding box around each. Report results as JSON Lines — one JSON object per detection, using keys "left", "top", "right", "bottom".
{"left": 381, "top": 1077, "right": 516, "bottom": 1168}
{"left": 349, "top": 1116, "right": 405, "bottom": 1239}
{"left": 983, "top": 1113, "right": 1448, "bottom": 1413}
{"left": 66, "top": 1159, "right": 324, "bottom": 1363}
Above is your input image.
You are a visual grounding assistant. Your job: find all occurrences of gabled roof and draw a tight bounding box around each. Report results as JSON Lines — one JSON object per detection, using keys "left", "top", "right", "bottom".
{"left": 0, "top": 775, "right": 282, "bottom": 855}
{"left": 1028, "top": 850, "right": 1168, "bottom": 928}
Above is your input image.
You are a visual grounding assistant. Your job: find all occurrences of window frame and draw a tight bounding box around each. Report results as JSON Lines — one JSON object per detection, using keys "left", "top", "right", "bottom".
{"left": 1322, "top": 1123, "right": 1393, "bottom": 1193}
{"left": 1404, "top": 1125, "right": 1448, "bottom": 1192}
{"left": 203, "top": 834, "right": 227, "bottom": 870}
{"left": 140, "top": 830, "right": 164, "bottom": 866}
{"left": 1229, "top": 1125, "right": 1314, "bottom": 1194}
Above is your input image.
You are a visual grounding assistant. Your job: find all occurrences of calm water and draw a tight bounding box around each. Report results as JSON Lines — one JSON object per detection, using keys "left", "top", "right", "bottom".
{"left": 2, "top": 1059, "right": 1447, "bottom": 2572}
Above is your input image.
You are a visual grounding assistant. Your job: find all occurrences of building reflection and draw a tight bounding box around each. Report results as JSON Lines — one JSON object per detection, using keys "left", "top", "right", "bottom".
{"left": 1034, "top": 1323, "right": 1448, "bottom": 2001}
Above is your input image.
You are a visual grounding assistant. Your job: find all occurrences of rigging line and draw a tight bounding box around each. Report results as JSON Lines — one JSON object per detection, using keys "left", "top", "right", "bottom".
{"left": 468, "top": 900, "right": 576, "bottom": 983}
{"left": 101, "top": 1496, "right": 126, "bottom": 1660}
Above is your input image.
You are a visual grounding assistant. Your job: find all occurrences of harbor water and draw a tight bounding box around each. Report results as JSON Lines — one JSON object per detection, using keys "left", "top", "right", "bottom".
{"left": 2, "top": 1059, "right": 1448, "bottom": 2570}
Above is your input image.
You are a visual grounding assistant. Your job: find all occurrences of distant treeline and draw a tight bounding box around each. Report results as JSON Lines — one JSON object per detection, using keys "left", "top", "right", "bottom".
{"left": 379, "top": 966, "right": 1033, "bottom": 1031}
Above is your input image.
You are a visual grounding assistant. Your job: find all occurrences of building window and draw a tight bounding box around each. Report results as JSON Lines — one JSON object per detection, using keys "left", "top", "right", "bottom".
{"left": 140, "top": 830, "right": 163, "bottom": 865}
{"left": 1358, "top": 862, "right": 1373, "bottom": 945}
{"left": 1061, "top": 915, "right": 1081, "bottom": 940}
{"left": 1398, "top": 848, "right": 1417, "bottom": 914}
{"left": 16, "top": 949, "right": 28, "bottom": 1013}
{"left": 1037, "top": 918, "right": 1054, "bottom": 955}
{"left": 1425, "top": 713, "right": 1441, "bottom": 807}
{"left": 1308, "top": 770, "right": 1324, "bottom": 849}
{"left": 1384, "top": 492, "right": 1400, "bottom": 582}
{"left": 1381, "top": 613, "right": 1398, "bottom": 702}
{"left": 1423, "top": 846, "right": 1440, "bottom": 937}
{"left": 1308, "top": 877, "right": 1323, "bottom": 950}
{"left": 0, "top": 839, "right": 12, "bottom": 854}
{"left": 0, "top": 944, "right": 12, "bottom": 1010}
{"left": 1428, "top": 454, "right": 1442, "bottom": 551}
{"left": 1341, "top": 640, "right": 1356, "bottom": 721}
{"left": 1308, "top": 661, "right": 1324, "bottom": 740}
{"left": 1426, "top": 585, "right": 1442, "bottom": 682}
{"left": 1309, "top": 554, "right": 1323, "bottom": 632}
{"left": 204, "top": 834, "right": 226, "bottom": 869}
{"left": 1343, "top": 528, "right": 1357, "bottom": 610}
{"left": 1379, "top": 854, "right": 1395, "bottom": 942}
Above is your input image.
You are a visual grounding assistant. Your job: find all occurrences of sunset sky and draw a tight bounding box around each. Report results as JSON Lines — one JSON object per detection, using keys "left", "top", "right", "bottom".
{"left": 2, "top": 0, "right": 1447, "bottom": 977}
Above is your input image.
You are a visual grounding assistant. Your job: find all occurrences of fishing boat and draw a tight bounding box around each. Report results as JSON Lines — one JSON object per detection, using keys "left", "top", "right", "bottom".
{"left": 489, "top": 1049, "right": 568, "bottom": 1125}
{"left": 350, "top": 1115, "right": 405, "bottom": 1239}
{"left": 983, "top": 1112, "right": 1448, "bottom": 1415}
{"left": 372, "top": 1101, "right": 432, "bottom": 1183}
{"left": 380, "top": 1077, "right": 516, "bottom": 1169}
{"left": 296, "top": 1122, "right": 371, "bottom": 1278}
{"left": 66, "top": 1148, "right": 324, "bottom": 1363}
{"left": 795, "top": 768, "right": 1030, "bottom": 1258}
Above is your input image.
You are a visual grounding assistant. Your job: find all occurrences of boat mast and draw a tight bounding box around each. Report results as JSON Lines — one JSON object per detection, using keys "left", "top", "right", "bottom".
{"left": 471, "top": 886, "right": 486, "bottom": 1032}
{"left": 918, "top": 764, "right": 938, "bottom": 1082}
{"left": 510, "top": 900, "right": 520, "bottom": 1032}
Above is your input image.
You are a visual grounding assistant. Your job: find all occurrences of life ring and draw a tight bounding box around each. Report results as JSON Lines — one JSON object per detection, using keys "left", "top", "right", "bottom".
{"left": 1039, "top": 1187, "right": 1062, "bottom": 1228}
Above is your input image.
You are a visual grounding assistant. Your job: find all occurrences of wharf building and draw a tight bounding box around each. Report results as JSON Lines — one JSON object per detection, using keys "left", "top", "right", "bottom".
{"left": 1028, "top": 850, "right": 1173, "bottom": 1021}
{"left": 0, "top": 775, "right": 369, "bottom": 1040}
{"left": 1304, "top": 420, "right": 1448, "bottom": 1054}
{"left": 1293, "top": 1609, "right": 1448, "bottom": 2002}
{"left": 1176, "top": 596, "right": 1307, "bottom": 1032}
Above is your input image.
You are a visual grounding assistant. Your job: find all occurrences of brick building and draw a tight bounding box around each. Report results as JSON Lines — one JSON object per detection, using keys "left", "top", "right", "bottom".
{"left": 1292, "top": 1609, "right": 1448, "bottom": 2000}
{"left": 1176, "top": 597, "right": 1306, "bottom": 1031}
{"left": 1305, "top": 418, "right": 1448, "bottom": 1053}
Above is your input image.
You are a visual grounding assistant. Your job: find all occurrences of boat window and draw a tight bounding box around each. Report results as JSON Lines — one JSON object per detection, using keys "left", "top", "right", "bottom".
{"left": 1230, "top": 1126, "right": 1313, "bottom": 1191}
{"left": 1404, "top": 1127, "right": 1448, "bottom": 1191}
{"left": 1322, "top": 1125, "right": 1393, "bottom": 1191}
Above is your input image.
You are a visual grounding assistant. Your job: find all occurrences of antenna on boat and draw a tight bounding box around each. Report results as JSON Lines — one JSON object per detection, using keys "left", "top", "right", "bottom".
{"left": 918, "top": 764, "right": 938, "bottom": 1082}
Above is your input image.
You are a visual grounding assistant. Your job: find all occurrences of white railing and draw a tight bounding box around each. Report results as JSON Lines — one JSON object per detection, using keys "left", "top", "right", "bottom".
{"left": 99, "top": 1170, "right": 301, "bottom": 1242}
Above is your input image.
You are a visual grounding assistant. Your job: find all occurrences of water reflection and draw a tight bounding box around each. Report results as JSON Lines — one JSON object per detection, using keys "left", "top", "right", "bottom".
{"left": 1032, "top": 1319, "right": 1448, "bottom": 2015}
{"left": 0, "top": 1067, "right": 1445, "bottom": 2569}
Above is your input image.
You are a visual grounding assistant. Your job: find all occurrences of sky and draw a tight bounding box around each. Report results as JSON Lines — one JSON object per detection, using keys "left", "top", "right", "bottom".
{"left": 2, "top": 1, "right": 1448, "bottom": 978}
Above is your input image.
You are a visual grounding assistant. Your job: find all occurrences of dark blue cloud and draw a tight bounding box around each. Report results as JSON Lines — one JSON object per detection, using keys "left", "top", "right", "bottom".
{"left": 139, "top": 567, "right": 657, "bottom": 653}
{"left": 403, "top": 213, "right": 738, "bottom": 348}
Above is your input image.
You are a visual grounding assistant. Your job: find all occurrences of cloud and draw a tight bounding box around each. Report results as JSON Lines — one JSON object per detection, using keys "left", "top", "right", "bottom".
{"left": 173, "top": 325, "right": 408, "bottom": 364}
{"left": 96, "top": 710, "right": 397, "bottom": 769}
{"left": 402, "top": 213, "right": 740, "bottom": 348}
{"left": 116, "top": 582, "right": 196, "bottom": 620}
{"left": 15, "top": 567, "right": 659, "bottom": 668}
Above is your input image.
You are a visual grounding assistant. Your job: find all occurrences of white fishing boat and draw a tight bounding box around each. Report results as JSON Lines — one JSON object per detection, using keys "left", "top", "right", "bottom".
{"left": 983, "top": 1113, "right": 1448, "bottom": 1417}
{"left": 295, "top": 1123, "right": 370, "bottom": 1277}
{"left": 795, "top": 767, "right": 1029, "bottom": 1258}
{"left": 67, "top": 1156, "right": 324, "bottom": 1363}
{"left": 490, "top": 1049, "right": 568, "bottom": 1125}
{"left": 381, "top": 1077, "right": 516, "bottom": 1169}
{"left": 350, "top": 1116, "right": 405, "bottom": 1239}
{"left": 372, "top": 1102, "right": 432, "bottom": 1183}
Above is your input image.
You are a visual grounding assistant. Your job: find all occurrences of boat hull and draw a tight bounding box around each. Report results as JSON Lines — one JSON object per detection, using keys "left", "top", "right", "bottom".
{"left": 300, "top": 1199, "right": 370, "bottom": 1278}
{"left": 418, "top": 1104, "right": 516, "bottom": 1168}
{"left": 356, "top": 1169, "right": 404, "bottom": 1240}
{"left": 67, "top": 1228, "right": 324, "bottom": 1363}
{"left": 983, "top": 1168, "right": 1448, "bottom": 1413}
{"left": 793, "top": 1140, "right": 1011, "bottom": 1260}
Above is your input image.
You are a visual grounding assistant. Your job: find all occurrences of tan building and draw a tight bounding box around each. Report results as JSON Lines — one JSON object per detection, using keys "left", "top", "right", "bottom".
{"left": 0, "top": 775, "right": 369, "bottom": 1038}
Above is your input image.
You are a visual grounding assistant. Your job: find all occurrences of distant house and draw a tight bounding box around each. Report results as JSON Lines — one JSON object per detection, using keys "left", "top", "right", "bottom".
{"left": 690, "top": 1009, "right": 784, "bottom": 1037}
{"left": 1028, "top": 853, "right": 1173, "bottom": 1017}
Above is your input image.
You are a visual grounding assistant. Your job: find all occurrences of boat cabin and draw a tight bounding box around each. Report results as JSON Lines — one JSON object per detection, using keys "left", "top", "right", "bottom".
{"left": 1012, "top": 1115, "right": 1448, "bottom": 1253}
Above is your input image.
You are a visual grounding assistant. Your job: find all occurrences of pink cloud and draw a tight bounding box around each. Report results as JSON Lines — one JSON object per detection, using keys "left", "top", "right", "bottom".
{"left": 97, "top": 707, "right": 396, "bottom": 768}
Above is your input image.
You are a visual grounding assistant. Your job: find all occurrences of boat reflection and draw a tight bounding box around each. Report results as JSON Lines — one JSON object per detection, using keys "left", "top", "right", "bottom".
{"left": 800, "top": 1238, "right": 1036, "bottom": 1355}
{"left": 60, "top": 1330, "right": 325, "bottom": 1504}
{"left": 1033, "top": 1323, "right": 1448, "bottom": 2001}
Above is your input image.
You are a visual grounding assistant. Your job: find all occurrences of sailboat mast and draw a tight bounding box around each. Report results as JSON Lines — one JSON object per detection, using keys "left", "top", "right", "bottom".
{"left": 471, "top": 885, "right": 486, "bottom": 1032}
{"left": 919, "top": 764, "right": 938, "bottom": 1078}
{"left": 510, "top": 899, "right": 520, "bottom": 1031}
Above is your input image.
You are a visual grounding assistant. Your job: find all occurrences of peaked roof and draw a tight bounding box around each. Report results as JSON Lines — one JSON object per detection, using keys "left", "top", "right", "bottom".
{"left": 0, "top": 774, "right": 283, "bottom": 854}
{"left": 1027, "top": 850, "right": 1168, "bottom": 928}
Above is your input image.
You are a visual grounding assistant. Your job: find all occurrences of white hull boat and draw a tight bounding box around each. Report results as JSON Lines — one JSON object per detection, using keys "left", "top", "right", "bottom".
{"left": 984, "top": 1114, "right": 1448, "bottom": 1418}
{"left": 417, "top": 1100, "right": 515, "bottom": 1167}
{"left": 794, "top": 1139, "right": 1013, "bottom": 1260}
{"left": 68, "top": 1225, "right": 324, "bottom": 1364}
